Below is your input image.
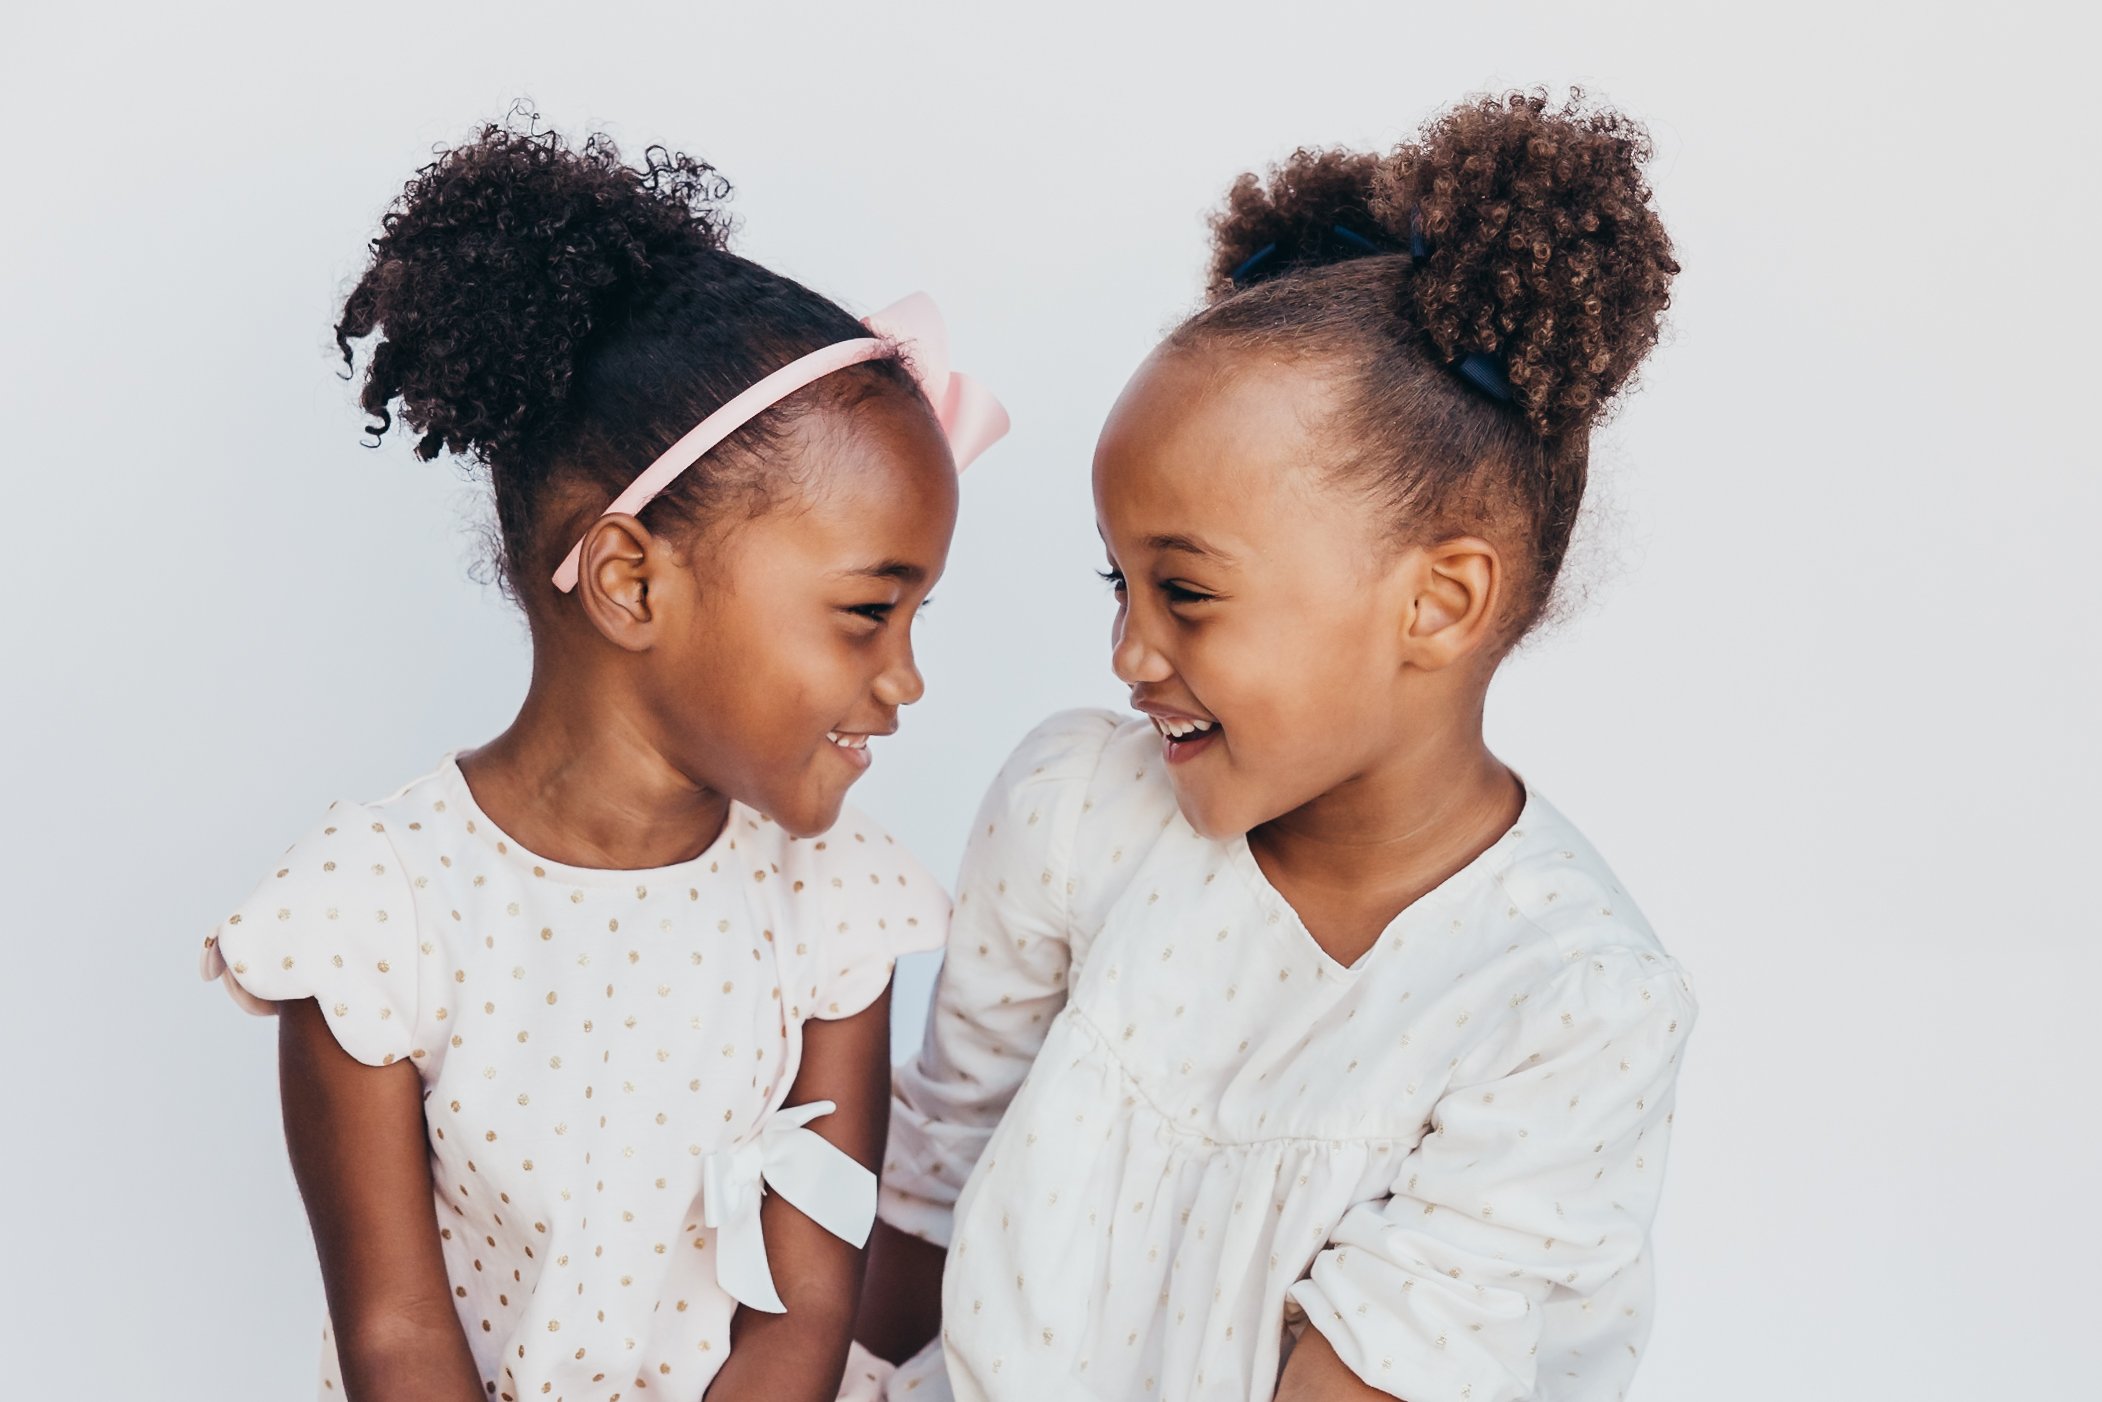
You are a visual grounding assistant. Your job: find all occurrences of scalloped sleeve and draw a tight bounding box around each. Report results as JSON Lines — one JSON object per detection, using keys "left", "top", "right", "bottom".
{"left": 198, "top": 803, "right": 425, "bottom": 1069}
{"left": 1289, "top": 947, "right": 1698, "bottom": 1401}
{"left": 804, "top": 807, "right": 951, "bottom": 1023}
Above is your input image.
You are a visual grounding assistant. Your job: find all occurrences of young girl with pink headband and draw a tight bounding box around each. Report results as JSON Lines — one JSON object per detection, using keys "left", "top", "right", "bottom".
{"left": 860, "top": 91, "right": 1697, "bottom": 1401}
{"left": 199, "top": 118, "right": 1002, "bottom": 1402}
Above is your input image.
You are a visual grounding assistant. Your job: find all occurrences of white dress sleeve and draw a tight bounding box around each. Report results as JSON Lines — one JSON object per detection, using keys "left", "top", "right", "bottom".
{"left": 877, "top": 708, "right": 1122, "bottom": 1247}
{"left": 1290, "top": 946, "right": 1698, "bottom": 1402}
{"left": 804, "top": 808, "right": 951, "bottom": 1022}
{"left": 198, "top": 803, "right": 425, "bottom": 1069}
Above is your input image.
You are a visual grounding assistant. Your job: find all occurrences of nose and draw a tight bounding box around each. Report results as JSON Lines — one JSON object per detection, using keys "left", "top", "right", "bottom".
{"left": 872, "top": 636, "right": 926, "bottom": 709}
{"left": 1110, "top": 604, "right": 1172, "bottom": 687}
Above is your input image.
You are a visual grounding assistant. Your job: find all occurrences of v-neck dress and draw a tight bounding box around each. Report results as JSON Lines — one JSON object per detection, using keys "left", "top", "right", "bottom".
{"left": 879, "top": 711, "right": 1698, "bottom": 1402}
{"left": 201, "top": 753, "right": 946, "bottom": 1401}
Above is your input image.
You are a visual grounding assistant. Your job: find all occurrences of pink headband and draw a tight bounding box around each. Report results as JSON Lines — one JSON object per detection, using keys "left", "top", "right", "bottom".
{"left": 552, "top": 292, "right": 1008, "bottom": 592}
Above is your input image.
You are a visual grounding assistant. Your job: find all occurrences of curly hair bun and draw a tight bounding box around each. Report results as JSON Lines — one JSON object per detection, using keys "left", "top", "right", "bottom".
{"left": 1205, "top": 148, "right": 1389, "bottom": 296}
{"left": 335, "top": 115, "right": 732, "bottom": 469}
{"left": 1208, "top": 89, "right": 1679, "bottom": 438}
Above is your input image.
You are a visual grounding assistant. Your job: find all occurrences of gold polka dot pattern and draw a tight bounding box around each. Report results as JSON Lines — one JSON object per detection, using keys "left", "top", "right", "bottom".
{"left": 202, "top": 753, "right": 948, "bottom": 1399}
{"left": 881, "top": 710, "right": 1697, "bottom": 1402}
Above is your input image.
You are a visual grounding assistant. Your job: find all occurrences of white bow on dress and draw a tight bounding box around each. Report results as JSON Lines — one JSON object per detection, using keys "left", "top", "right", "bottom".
{"left": 700, "top": 1099, "right": 877, "bottom": 1313}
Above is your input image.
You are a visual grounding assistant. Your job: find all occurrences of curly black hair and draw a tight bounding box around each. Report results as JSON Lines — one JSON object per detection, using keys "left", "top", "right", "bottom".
{"left": 1185, "top": 88, "right": 1680, "bottom": 640}
{"left": 334, "top": 113, "right": 922, "bottom": 597}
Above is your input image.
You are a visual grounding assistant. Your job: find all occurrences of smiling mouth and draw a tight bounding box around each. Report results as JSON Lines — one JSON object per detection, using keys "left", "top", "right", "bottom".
{"left": 1148, "top": 714, "right": 1221, "bottom": 763}
{"left": 825, "top": 731, "right": 875, "bottom": 769}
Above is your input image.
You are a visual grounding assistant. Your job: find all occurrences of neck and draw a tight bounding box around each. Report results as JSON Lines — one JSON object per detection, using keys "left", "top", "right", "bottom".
{"left": 1249, "top": 700, "right": 1522, "bottom": 916}
{"left": 455, "top": 651, "right": 730, "bottom": 872}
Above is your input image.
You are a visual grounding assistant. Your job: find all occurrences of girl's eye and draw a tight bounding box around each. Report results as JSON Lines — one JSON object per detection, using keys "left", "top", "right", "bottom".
{"left": 845, "top": 604, "right": 895, "bottom": 624}
{"left": 1096, "top": 567, "right": 1126, "bottom": 593}
{"left": 1161, "top": 581, "right": 1214, "bottom": 605}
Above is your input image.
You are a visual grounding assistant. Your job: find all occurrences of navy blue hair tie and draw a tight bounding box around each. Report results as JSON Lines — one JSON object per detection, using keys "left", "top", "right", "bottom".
{"left": 1227, "top": 241, "right": 1279, "bottom": 285}
{"left": 1226, "top": 212, "right": 1516, "bottom": 406}
{"left": 1409, "top": 208, "right": 1515, "bottom": 404}
{"left": 1452, "top": 354, "right": 1515, "bottom": 402}
{"left": 1328, "top": 224, "right": 1382, "bottom": 255}
{"left": 1228, "top": 223, "right": 1389, "bottom": 287}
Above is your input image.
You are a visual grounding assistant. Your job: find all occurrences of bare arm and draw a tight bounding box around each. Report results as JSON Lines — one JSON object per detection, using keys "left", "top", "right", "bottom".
{"left": 705, "top": 987, "right": 894, "bottom": 1401}
{"left": 278, "top": 996, "right": 484, "bottom": 1402}
{"left": 854, "top": 1218, "right": 945, "bottom": 1363}
{"left": 1274, "top": 1327, "right": 1397, "bottom": 1402}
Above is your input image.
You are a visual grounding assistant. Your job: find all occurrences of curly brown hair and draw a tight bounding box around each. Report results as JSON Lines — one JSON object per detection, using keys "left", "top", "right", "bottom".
{"left": 335, "top": 112, "right": 922, "bottom": 597}
{"left": 1186, "top": 89, "right": 1680, "bottom": 639}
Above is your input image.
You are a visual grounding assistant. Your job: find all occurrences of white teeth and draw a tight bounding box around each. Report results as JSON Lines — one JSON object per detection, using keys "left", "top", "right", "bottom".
{"left": 1151, "top": 715, "right": 1215, "bottom": 740}
{"left": 826, "top": 732, "right": 870, "bottom": 750}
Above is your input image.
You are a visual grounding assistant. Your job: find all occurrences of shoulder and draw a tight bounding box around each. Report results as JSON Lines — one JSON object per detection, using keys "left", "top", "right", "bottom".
{"left": 231, "top": 759, "right": 460, "bottom": 889}
{"left": 989, "top": 707, "right": 1128, "bottom": 804}
{"left": 949, "top": 710, "right": 1184, "bottom": 952}
{"left": 1494, "top": 791, "right": 1682, "bottom": 972}
{"left": 200, "top": 784, "right": 435, "bottom": 1069}
{"left": 362, "top": 760, "right": 467, "bottom": 848}
{"left": 1456, "top": 789, "right": 1699, "bottom": 1061}
{"left": 1449, "top": 929, "right": 1696, "bottom": 1114}
{"left": 794, "top": 801, "right": 949, "bottom": 931}
{"left": 213, "top": 794, "right": 422, "bottom": 946}
{"left": 977, "top": 707, "right": 1176, "bottom": 843}
{"left": 962, "top": 706, "right": 1163, "bottom": 873}
{"left": 780, "top": 801, "right": 949, "bottom": 1020}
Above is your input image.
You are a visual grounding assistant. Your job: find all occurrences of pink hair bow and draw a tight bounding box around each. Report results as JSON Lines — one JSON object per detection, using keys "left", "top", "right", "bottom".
{"left": 553, "top": 292, "right": 1007, "bottom": 592}
{"left": 863, "top": 292, "right": 1009, "bottom": 474}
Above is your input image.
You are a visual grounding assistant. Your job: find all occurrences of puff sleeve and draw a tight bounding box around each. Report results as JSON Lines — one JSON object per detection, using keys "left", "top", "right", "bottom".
{"left": 1290, "top": 947, "right": 1698, "bottom": 1401}
{"left": 199, "top": 803, "right": 426, "bottom": 1070}
{"left": 877, "top": 708, "right": 1121, "bottom": 1247}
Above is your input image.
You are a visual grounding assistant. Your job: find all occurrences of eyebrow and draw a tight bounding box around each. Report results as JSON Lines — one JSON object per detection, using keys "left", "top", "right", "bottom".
{"left": 837, "top": 560, "right": 928, "bottom": 584}
{"left": 1147, "top": 532, "right": 1236, "bottom": 565}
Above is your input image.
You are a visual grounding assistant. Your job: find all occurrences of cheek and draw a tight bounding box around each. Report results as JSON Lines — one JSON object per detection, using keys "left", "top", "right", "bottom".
{"left": 670, "top": 606, "right": 842, "bottom": 748}
{"left": 1191, "top": 610, "right": 1377, "bottom": 744}
{"left": 749, "top": 631, "right": 861, "bottom": 737}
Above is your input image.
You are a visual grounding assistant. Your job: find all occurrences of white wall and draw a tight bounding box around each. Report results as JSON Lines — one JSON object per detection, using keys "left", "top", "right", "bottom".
{"left": 2, "top": 2, "right": 2094, "bottom": 1395}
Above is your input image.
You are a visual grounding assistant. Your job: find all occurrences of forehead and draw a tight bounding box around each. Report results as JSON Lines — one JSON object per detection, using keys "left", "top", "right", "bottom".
{"left": 1092, "top": 346, "right": 1342, "bottom": 553}
{"left": 720, "top": 390, "right": 959, "bottom": 577}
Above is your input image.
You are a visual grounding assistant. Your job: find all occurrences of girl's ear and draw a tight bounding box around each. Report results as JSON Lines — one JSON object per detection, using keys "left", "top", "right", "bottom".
{"left": 573, "top": 513, "right": 678, "bottom": 651}
{"left": 1398, "top": 535, "right": 1504, "bottom": 672}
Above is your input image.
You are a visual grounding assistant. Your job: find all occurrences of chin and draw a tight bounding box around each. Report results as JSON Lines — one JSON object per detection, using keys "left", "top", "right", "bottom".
{"left": 1166, "top": 777, "right": 1249, "bottom": 842}
{"left": 765, "top": 786, "right": 848, "bottom": 840}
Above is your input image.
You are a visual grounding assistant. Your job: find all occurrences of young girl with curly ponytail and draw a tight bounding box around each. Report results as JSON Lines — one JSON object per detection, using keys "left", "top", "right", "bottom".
{"left": 199, "top": 117, "right": 1003, "bottom": 1402}
{"left": 862, "top": 90, "right": 1697, "bottom": 1402}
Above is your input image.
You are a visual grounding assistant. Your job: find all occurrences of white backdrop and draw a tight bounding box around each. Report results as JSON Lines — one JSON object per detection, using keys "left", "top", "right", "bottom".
{"left": 3, "top": 2, "right": 2096, "bottom": 1397}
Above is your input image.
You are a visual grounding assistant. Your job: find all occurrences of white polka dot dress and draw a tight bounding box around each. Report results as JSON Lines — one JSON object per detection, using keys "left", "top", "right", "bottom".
{"left": 200, "top": 753, "right": 946, "bottom": 1401}
{"left": 880, "top": 711, "right": 1698, "bottom": 1402}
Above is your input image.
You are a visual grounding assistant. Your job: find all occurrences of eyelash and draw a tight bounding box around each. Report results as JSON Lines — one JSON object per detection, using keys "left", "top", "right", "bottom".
{"left": 845, "top": 596, "right": 933, "bottom": 624}
{"left": 1097, "top": 568, "right": 1211, "bottom": 606}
